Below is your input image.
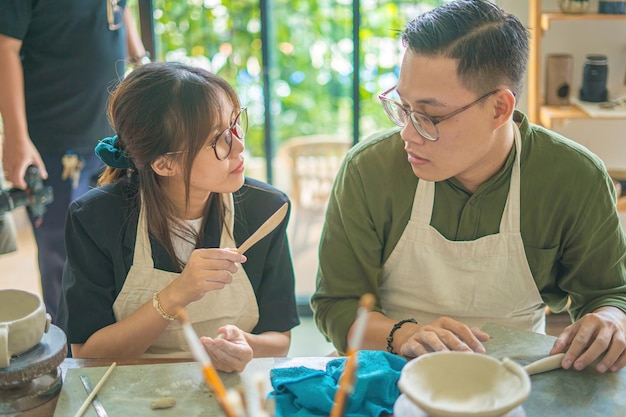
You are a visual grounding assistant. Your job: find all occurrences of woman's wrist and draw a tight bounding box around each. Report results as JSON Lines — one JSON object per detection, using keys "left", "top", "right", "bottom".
{"left": 152, "top": 291, "right": 177, "bottom": 321}
{"left": 152, "top": 288, "right": 184, "bottom": 321}
{"left": 245, "top": 331, "right": 290, "bottom": 357}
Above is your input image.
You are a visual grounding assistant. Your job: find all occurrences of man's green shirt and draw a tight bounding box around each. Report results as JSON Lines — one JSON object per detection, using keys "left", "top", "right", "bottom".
{"left": 311, "top": 111, "right": 626, "bottom": 353}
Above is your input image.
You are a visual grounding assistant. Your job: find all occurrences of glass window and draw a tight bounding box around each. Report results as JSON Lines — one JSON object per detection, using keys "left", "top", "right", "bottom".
{"left": 150, "top": 0, "right": 444, "bottom": 306}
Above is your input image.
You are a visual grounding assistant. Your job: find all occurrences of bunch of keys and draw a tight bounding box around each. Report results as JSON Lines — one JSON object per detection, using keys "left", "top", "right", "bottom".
{"left": 61, "top": 152, "right": 84, "bottom": 189}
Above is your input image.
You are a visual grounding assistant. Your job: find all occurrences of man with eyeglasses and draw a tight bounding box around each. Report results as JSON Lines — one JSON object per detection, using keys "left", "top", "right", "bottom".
{"left": 0, "top": 0, "right": 147, "bottom": 324}
{"left": 312, "top": 0, "right": 626, "bottom": 373}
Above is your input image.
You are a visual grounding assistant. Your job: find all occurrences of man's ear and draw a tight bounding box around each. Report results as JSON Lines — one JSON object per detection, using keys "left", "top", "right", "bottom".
{"left": 151, "top": 155, "right": 177, "bottom": 176}
{"left": 491, "top": 89, "right": 516, "bottom": 129}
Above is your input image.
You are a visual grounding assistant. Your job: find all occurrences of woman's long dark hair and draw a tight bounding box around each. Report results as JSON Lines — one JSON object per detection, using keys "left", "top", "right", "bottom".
{"left": 100, "top": 62, "right": 241, "bottom": 269}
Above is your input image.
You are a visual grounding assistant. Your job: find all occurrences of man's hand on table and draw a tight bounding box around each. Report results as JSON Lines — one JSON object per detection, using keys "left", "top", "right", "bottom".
{"left": 398, "top": 317, "right": 490, "bottom": 358}
{"left": 551, "top": 306, "right": 626, "bottom": 373}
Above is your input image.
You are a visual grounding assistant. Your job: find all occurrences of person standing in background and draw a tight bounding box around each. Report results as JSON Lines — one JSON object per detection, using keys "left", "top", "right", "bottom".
{"left": 0, "top": 0, "right": 149, "bottom": 323}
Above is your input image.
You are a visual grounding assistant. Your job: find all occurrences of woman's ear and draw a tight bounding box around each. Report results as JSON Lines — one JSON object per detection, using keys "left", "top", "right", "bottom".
{"left": 491, "top": 89, "right": 516, "bottom": 129}
{"left": 151, "top": 155, "right": 177, "bottom": 177}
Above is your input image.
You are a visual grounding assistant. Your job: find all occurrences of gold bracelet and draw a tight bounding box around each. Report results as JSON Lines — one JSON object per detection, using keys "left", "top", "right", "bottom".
{"left": 152, "top": 291, "right": 178, "bottom": 321}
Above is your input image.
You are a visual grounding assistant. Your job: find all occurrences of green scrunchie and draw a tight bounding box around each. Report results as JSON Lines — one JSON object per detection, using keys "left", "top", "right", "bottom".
{"left": 95, "top": 135, "right": 134, "bottom": 169}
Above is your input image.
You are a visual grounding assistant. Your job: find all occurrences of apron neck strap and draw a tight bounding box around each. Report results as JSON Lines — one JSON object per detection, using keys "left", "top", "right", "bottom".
{"left": 133, "top": 193, "right": 154, "bottom": 267}
{"left": 219, "top": 193, "right": 236, "bottom": 248}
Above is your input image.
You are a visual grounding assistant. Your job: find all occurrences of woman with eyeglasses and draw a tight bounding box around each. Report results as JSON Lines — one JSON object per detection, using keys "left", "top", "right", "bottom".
{"left": 57, "top": 62, "right": 299, "bottom": 372}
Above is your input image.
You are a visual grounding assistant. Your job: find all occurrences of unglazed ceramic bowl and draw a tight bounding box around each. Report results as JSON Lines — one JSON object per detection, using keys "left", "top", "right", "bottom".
{"left": 0, "top": 289, "right": 51, "bottom": 368}
{"left": 398, "top": 351, "right": 531, "bottom": 417}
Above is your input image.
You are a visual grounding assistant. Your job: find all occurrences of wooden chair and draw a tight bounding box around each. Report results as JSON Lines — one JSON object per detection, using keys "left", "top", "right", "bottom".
{"left": 278, "top": 134, "right": 352, "bottom": 251}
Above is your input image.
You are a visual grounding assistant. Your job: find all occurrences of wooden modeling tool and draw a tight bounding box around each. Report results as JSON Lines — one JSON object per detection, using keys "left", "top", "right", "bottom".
{"left": 177, "top": 308, "right": 237, "bottom": 417}
{"left": 329, "top": 293, "right": 376, "bottom": 417}
{"left": 236, "top": 203, "right": 288, "bottom": 254}
{"left": 73, "top": 362, "right": 117, "bottom": 417}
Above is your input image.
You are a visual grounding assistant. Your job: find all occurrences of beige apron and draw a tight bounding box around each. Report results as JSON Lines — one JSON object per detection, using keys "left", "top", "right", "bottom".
{"left": 112, "top": 193, "right": 259, "bottom": 358}
{"left": 380, "top": 123, "right": 546, "bottom": 333}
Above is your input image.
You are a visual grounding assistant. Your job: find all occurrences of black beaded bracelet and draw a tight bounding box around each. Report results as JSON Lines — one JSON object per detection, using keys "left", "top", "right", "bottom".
{"left": 386, "top": 318, "right": 417, "bottom": 354}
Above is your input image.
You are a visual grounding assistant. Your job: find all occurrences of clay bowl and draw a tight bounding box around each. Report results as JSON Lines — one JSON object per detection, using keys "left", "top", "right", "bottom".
{"left": 398, "top": 351, "right": 531, "bottom": 417}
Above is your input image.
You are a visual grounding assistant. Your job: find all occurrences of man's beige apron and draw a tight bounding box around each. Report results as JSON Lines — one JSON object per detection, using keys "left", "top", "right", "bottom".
{"left": 113, "top": 193, "right": 259, "bottom": 358}
{"left": 380, "top": 124, "right": 546, "bottom": 333}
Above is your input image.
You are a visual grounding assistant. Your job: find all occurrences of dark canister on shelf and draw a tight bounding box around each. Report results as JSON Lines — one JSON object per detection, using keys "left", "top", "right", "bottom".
{"left": 579, "top": 54, "right": 608, "bottom": 102}
{"left": 598, "top": 0, "right": 626, "bottom": 14}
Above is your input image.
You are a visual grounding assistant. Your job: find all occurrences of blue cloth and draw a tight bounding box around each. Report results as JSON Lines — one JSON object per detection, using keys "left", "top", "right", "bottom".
{"left": 269, "top": 351, "right": 406, "bottom": 417}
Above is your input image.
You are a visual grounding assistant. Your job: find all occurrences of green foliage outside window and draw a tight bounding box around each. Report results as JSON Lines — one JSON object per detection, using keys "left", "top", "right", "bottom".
{"left": 150, "top": 0, "right": 443, "bottom": 158}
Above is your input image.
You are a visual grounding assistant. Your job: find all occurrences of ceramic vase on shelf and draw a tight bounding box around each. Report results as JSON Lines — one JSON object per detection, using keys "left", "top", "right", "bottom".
{"left": 559, "top": 0, "right": 590, "bottom": 13}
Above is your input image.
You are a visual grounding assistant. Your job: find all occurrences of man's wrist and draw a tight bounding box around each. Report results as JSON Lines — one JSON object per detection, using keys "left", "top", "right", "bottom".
{"left": 387, "top": 318, "right": 418, "bottom": 354}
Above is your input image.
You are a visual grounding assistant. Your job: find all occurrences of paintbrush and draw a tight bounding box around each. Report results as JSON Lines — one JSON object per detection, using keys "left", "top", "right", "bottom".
{"left": 176, "top": 307, "right": 238, "bottom": 417}
{"left": 226, "top": 388, "right": 248, "bottom": 417}
{"left": 329, "top": 293, "right": 376, "bottom": 417}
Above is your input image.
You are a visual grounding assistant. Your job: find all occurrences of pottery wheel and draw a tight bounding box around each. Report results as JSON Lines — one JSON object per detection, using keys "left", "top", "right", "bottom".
{"left": 0, "top": 324, "right": 67, "bottom": 413}
{"left": 393, "top": 393, "right": 528, "bottom": 417}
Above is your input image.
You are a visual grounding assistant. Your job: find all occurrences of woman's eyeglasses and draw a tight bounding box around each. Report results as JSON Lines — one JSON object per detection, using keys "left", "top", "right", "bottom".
{"left": 378, "top": 86, "right": 498, "bottom": 141}
{"left": 166, "top": 107, "right": 248, "bottom": 161}
{"left": 209, "top": 107, "right": 248, "bottom": 160}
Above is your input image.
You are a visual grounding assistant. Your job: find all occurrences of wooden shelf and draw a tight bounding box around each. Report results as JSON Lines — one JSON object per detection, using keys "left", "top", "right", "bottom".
{"left": 538, "top": 105, "right": 588, "bottom": 129}
{"left": 541, "top": 12, "right": 626, "bottom": 31}
{"left": 538, "top": 104, "right": 626, "bottom": 129}
{"left": 528, "top": 0, "right": 626, "bottom": 127}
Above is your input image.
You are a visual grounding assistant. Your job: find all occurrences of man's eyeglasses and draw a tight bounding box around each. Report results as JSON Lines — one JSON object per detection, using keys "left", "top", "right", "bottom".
{"left": 107, "top": 0, "right": 123, "bottom": 31}
{"left": 378, "top": 86, "right": 499, "bottom": 141}
{"left": 166, "top": 107, "right": 248, "bottom": 161}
